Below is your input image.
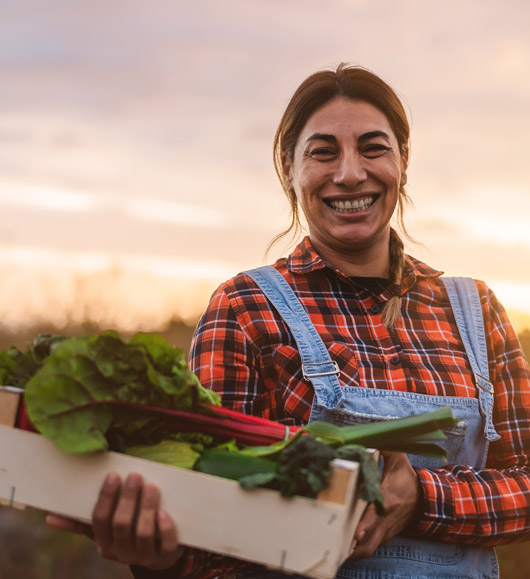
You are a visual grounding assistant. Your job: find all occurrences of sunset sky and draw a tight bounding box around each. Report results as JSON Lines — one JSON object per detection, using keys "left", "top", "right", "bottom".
{"left": 1, "top": 0, "right": 530, "bottom": 334}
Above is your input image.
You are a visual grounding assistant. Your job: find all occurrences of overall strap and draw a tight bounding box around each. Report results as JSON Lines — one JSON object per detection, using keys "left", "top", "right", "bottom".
{"left": 243, "top": 266, "right": 344, "bottom": 410}
{"left": 442, "top": 277, "right": 500, "bottom": 442}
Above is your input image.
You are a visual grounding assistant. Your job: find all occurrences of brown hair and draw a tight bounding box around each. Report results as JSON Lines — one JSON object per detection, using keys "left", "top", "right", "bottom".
{"left": 272, "top": 63, "right": 411, "bottom": 328}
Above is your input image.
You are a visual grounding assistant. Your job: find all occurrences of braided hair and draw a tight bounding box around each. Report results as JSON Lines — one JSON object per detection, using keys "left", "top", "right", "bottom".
{"left": 382, "top": 228, "right": 406, "bottom": 328}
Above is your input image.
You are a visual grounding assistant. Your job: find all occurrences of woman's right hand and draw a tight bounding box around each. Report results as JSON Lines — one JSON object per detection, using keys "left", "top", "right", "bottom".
{"left": 48, "top": 472, "right": 184, "bottom": 571}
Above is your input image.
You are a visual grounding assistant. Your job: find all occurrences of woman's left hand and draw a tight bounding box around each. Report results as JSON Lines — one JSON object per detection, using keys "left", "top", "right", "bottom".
{"left": 349, "top": 451, "right": 421, "bottom": 561}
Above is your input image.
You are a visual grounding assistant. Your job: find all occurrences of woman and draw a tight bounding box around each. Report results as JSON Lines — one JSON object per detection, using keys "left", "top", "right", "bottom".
{"left": 49, "top": 64, "right": 530, "bottom": 578}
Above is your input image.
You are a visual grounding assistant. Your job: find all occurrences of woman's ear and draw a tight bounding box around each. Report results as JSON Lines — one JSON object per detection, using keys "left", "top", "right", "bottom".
{"left": 400, "top": 143, "right": 409, "bottom": 169}
{"left": 281, "top": 151, "right": 293, "bottom": 191}
{"left": 400, "top": 144, "right": 409, "bottom": 186}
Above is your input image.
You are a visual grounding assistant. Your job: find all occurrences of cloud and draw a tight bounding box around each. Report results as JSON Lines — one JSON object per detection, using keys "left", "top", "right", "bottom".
{"left": 122, "top": 199, "right": 227, "bottom": 228}
{"left": 0, "top": 183, "right": 100, "bottom": 212}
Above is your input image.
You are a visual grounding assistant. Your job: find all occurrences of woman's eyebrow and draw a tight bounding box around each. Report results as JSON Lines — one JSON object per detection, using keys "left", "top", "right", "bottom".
{"left": 305, "top": 130, "right": 391, "bottom": 145}
{"left": 305, "top": 133, "right": 337, "bottom": 144}
{"left": 359, "top": 130, "right": 391, "bottom": 142}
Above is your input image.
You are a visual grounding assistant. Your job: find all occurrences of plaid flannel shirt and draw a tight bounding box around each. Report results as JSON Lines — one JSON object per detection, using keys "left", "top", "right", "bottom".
{"left": 134, "top": 237, "right": 530, "bottom": 579}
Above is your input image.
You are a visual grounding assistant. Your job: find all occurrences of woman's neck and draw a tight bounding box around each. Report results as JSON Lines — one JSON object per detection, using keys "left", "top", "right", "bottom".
{"left": 310, "top": 236, "right": 391, "bottom": 278}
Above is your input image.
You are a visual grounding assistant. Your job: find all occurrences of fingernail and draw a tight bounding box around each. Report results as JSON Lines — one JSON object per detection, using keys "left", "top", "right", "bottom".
{"left": 358, "top": 530, "right": 366, "bottom": 541}
{"left": 104, "top": 472, "right": 120, "bottom": 488}
{"left": 125, "top": 473, "right": 142, "bottom": 489}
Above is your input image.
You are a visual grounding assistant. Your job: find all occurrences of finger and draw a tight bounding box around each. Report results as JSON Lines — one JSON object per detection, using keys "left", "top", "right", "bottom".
{"left": 112, "top": 472, "right": 144, "bottom": 556}
{"left": 354, "top": 503, "right": 376, "bottom": 541}
{"left": 157, "top": 509, "right": 179, "bottom": 555}
{"left": 380, "top": 451, "right": 403, "bottom": 479}
{"left": 46, "top": 513, "right": 94, "bottom": 539}
{"left": 135, "top": 482, "right": 161, "bottom": 556}
{"left": 92, "top": 472, "right": 122, "bottom": 549}
{"left": 351, "top": 533, "right": 380, "bottom": 561}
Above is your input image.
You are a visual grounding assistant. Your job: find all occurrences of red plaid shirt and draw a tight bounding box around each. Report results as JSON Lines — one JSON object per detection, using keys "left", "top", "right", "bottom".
{"left": 136, "top": 237, "right": 530, "bottom": 579}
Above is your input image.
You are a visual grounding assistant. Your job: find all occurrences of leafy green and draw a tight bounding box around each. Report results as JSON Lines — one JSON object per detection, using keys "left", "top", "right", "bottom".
{"left": 0, "top": 334, "right": 67, "bottom": 388}
{"left": 194, "top": 448, "right": 278, "bottom": 481}
{"left": 194, "top": 436, "right": 336, "bottom": 499}
{"left": 22, "top": 331, "right": 220, "bottom": 453}
{"left": 201, "top": 407, "right": 458, "bottom": 506}
{"left": 0, "top": 331, "right": 460, "bottom": 514}
{"left": 303, "top": 406, "right": 458, "bottom": 460}
{"left": 336, "top": 445, "right": 385, "bottom": 515}
{"left": 124, "top": 439, "right": 201, "bottom": 470}
{"left": 268, "top": 435, "right": 336, "bottom": 498}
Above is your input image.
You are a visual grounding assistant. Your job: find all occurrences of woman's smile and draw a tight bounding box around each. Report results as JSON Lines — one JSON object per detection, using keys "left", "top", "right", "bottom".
{"left": 324, "top": 195, "right": 377, "bottom": 214}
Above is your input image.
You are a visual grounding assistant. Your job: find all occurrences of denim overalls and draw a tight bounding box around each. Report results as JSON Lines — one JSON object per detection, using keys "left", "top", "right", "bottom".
{"left": 243, "top": 267, "right": 500, "bottom": 579}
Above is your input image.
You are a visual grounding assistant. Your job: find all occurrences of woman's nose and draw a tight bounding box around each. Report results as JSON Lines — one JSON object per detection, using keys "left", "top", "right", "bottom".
{"left": 332, "top": 152, "right": 367, "bottom": 186}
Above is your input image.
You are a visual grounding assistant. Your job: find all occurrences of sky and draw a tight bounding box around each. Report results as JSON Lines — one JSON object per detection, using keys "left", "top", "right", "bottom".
{"left": 1, "top": 0, "right": 530, "bottom": 334}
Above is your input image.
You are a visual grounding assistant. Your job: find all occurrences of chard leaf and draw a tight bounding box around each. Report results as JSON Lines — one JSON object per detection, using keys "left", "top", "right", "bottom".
{"left": 124, "top": 440, "right": 201, "bottom": 469}
{"left": 194, "top": 449, "right": 277, "bottom": 481}
{"left": 129, "top": 332, "right": 179, "bottom": 374}
{"left": 24, "top": 332, "right": 221, "bottom": 453}
{"left": 26, "top": 374, "right": 113, "bottom": 453}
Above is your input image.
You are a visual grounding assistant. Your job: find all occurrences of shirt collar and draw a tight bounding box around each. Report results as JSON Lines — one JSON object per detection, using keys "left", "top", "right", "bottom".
{"left": 286, "top": 236, "right": 443, "bottom": 291}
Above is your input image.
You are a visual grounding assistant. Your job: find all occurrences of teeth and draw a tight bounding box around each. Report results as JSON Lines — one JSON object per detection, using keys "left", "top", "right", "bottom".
{"left": 328, "top": 196, "right": 375, "bottom": 213}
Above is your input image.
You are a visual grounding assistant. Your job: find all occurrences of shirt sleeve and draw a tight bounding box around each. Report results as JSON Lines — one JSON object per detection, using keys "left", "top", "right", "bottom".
{"left": 189, "top": 282, "right": 264, "bottom": 411}
{"left": 411, "top": 284, "right": 530, "bottom": 545}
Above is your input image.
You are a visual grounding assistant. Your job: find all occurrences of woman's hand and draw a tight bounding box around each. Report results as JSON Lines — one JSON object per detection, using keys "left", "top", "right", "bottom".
{"left": 349, "top": 451, "right": 422, "bottom": 561}
{"left": 47, "top": 472, "right": 184, "bottom": 571}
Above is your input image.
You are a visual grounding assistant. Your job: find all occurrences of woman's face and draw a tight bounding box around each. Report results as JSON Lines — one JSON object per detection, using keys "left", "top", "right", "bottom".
{"left": 284, "top": 97, "right": 407, "bottom": 260}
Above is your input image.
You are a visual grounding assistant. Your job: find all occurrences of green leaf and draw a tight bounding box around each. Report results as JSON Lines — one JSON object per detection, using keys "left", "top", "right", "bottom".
{"left": 23, "top": 331, "right": 222, "bottom": 453}
{"left": 129, "top": 332, "right": 180, "bottom": 374}
{"left": 25, "top": 372, "right": 113, "bottom": 453}
{"left": 377, "top": 441, "right": 448, "bottom": 460}
{"left": 336, "top": 445, "right": 385, "bottom": 515}
{"left": 194, "top": 449, "right": 277, "bottom": 481}
{"left": 273, "top": 435, "right": 336, "bottom": 498}
{"left": 302, "top": 421, "right": 345, "bottom": 444}
{"left": 238, "top": 430, "right": 304, "bottom": 458}
{"left": 239, "top": 472, "right": 277, "bottom": 489}
{"left": 124, "top": 440, "right": 201, "bottom": 470}
{"left": 336, "top": 406, "right": 458, "bottom": 451}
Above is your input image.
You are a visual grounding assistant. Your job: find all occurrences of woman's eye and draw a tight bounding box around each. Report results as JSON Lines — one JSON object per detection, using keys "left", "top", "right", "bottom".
{"left": 308, "top": 148, "right": 337, "bottom": 160}
{"left": 363, "top": 144, "right": 391, "bottom": 158}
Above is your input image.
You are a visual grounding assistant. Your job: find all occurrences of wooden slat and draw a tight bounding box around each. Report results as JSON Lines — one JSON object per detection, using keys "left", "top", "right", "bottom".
{"left": 317, "top": 458, "right": 359, "bottom": 505}
{"left": 0, "top": 390, "right": 21, "bottom": 427}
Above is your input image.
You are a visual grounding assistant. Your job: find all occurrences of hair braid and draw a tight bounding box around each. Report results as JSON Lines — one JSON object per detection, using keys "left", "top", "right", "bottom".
{"left": 382, "top": 228, "right": 405, "bottom": 328}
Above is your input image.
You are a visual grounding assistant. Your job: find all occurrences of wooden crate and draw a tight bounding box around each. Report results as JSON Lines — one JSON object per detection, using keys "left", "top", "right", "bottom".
{"left": 0, "top": 391, "right": 369, "bottom": 578}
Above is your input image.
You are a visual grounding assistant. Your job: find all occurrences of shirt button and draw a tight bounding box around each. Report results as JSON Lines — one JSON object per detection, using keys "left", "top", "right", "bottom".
{"left": 370, "top": 304, "right": 381, "bottom": 314}
{"left": 390, "top": 355, "right": 400, "bottom": 365}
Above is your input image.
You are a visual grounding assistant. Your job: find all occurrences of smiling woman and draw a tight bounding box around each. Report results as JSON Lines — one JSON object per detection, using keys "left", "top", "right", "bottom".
{"left": 56, "top": 64, "right": 530, "bottom": 579}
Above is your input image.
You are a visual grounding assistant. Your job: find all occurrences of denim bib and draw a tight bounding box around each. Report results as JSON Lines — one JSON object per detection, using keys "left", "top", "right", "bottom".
{"left": 243, "top": 267, "right": 500, "bottom": 579}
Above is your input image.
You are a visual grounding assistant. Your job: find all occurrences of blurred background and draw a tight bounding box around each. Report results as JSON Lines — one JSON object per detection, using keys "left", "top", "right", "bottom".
{"left": 1, "top": 0, "right": 529, "bottom": 577}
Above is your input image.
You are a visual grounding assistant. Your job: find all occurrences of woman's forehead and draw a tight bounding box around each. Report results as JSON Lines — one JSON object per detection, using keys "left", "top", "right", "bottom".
{"left": 299, "top": 97, "right": 396, "bottom": 142}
